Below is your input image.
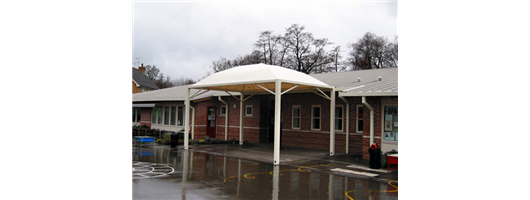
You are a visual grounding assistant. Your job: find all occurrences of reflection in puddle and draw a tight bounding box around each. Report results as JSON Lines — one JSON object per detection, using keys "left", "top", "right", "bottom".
{"left": 132, "top": 147, "right": 398, "bottom": 200}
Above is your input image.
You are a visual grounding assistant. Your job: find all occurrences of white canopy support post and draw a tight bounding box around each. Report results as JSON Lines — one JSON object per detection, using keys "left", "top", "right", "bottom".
{"left": 242, "top": 92, "right": 257, "bottom": 101}
{"left": 274, "top": 80, "right": 282, "bottom": 165}
{"left": 281, "top": 84, "right": 299, "bottom": 95}
{"left": 329, "top": 88, "right": 336, "bottom": 156}
{"left": 239, "top": 92, "right": 244, "bottom": 145}
{"left": 184, "top": 88, "right": 190, "bottom": 149}
{"left": 226, "top": 91, "right": 241, "bottom": 101}
{"left": 255, "top": 83, "right": 275, "bottom": 95}
{"left": 190, "top": 89, "right": 210, "bottom": 99}
{"left": 313, "top": 87, "right": 331, "bottom": 100}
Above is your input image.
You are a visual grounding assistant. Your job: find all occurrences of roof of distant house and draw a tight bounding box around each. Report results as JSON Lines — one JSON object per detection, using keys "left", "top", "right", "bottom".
{"left": 133, "top": 68, "right": 159, "bottom": 90}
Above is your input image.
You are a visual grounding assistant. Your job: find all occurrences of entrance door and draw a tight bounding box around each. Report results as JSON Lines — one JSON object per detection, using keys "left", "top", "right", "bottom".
{"left": 268, "top": 108, "right": 282, "bottom": 143}
{"left": 206, "top": 107, "right": 216, "bottom": 138}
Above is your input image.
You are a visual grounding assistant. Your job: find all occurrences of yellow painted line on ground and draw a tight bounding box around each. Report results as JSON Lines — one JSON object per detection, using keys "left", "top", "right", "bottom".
{"left": 269, "top": 169, "right": 298, "bottom": 176}
{"left": 244, "top": 172, "right": 266, "bottom": 179}
{"left": 345, "top": 180, "right": 398, "bottom": 200}
{"left": 223, "top": 176, "right": 236, "bottom": 182}
{"left": 224, "top": 164, "right": 332, "bottom": 184}
{"left": 298, "top": 164, "right": 330, "bottom": 172}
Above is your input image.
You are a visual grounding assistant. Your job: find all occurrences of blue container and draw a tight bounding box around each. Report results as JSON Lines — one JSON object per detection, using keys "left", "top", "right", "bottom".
{"left": 135, "top": 136, "right": 155, "bottom": 143}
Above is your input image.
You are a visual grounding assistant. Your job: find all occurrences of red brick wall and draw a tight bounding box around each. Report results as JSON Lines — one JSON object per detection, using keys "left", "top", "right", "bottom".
{"left": 140, "top": 108, "right": 152, "bottom": 128}
{"left": 193, "top": 95, "right": 266, "bottom": 142}
{"left": 280, "top": 93, "right": 366, "bottom": 155}
{"left": 138, "top": 93, "right": 391, "bottom": 160}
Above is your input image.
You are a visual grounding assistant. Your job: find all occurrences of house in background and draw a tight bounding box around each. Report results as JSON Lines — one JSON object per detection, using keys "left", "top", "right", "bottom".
{"left": 133, "top": 63, "right": 159, "bottom": 94}
{"left": 132, "top": 64, "right": 397, "bottom": 161}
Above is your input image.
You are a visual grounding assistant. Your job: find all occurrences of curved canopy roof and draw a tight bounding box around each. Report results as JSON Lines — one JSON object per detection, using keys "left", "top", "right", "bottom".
{"left": 191, "top": 63, "right": 333, "bottom": 92}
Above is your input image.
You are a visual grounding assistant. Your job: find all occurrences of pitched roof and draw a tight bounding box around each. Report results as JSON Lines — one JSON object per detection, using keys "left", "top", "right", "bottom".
{"left": 310, "top": 68, "right": 397, "bottom": 90}
{"left": 133, "top": 66, "right": 398, "bottom": 102}
{"left": 132, "top": 85, "right": 219, "bottom": 102}
{"left": 132, "top": 68, "right": 159, "bottom": 90}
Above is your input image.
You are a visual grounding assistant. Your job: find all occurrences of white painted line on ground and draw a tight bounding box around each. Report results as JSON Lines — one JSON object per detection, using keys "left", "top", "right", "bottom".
{"left": 331, "top": 168, "right": 379, "bottom": 177}
{"left": 346, "top": 164, "right": 388, "bottom": 173}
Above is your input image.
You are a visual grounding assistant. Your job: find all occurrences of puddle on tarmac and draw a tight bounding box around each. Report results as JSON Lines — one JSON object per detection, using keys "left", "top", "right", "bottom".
{"left": 133, "top": 147, "right": 398, "bottom": 200}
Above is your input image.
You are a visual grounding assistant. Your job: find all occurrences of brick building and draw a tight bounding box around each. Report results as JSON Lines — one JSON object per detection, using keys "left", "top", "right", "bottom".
{"left": 133, "top": 64, "right": 397, "bottom": 162}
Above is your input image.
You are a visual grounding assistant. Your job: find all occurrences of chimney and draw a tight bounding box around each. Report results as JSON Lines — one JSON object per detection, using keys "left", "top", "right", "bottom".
{"left": 138, "top": 63, "right": 146, "bottom": 74}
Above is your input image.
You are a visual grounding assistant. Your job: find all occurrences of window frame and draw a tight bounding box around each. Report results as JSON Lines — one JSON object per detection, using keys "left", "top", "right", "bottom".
{"left": 381, "top": 103, "right": 398, "bottom": 143}
{"left": 311, "top": 105, "right": 321, "bottom": 130}
{"left": 356, "top": 104, "right": 364, "bottom": 134}
{"left": 220, "top": 105, "right": 227, "bottom": 116}
{"left": 245, "top": 105, "right": 253, "bottom": 117}
{"left": 335, "top": 105, "right": 343, "bottom": 132}
{"left": 292, "top": 105, "right": 301, "bottom": 129}
{"left": 177, "top": 106, "right": 184, "bottom": 126}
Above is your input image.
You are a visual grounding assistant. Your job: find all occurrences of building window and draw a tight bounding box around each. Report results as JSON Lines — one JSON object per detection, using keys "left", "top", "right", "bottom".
{"left": 220, "top": 105, "right": 226, "bottom": 115}
{"left": 137, "top": 108, "right": 141, "bottom": 122}
{"left": 356, "top": 105, "right": 363, "bottom": 133}
{"left": 335, "top": 105, "right": 343, "bottom": 131}
{"left": 383, "top": 105, "right": 398, "bottom": 141}
{"left": 177, "top": 106, "right": 184, "bottom": 126}
{"left": 170, "top": 106, "right": 176, "bottom": 125}
{"left": 245, "top": 105, "right": 253, "bottom": 116}
{"left": 157, "top": 107, "right": 163, "bottom": 124}
{"left": 292, "top": 105, "right": 301, "bottom": 129}
{"left": 164, "top": 106, "right": 170, "bottom": 125}
{"left": 151, "top": 107, "right": 162, "bottom": 124}
{"left": 133, "top": 108, "right": 141, "bottom": 123}
{"left": 311, "top": 105, "right": 321, "bottom": 130}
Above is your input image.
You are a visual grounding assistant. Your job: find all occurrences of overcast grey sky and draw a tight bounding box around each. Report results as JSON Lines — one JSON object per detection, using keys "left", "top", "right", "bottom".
{"left": 133, "top": 1, "right": 397, "bottom": 81}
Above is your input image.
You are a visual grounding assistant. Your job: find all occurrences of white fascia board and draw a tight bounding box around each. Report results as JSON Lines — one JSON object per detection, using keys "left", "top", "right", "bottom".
{"left": 189, "top": 79, "right": 278, "bottom": 89}
{"left": 191, "top": 79, "right": 332, "bottom": 91}
{"left": 132, "top": 79, "right": 140, "bottom": 87}
{"left": 339, "top": 92, "right": 398, "bottom": 97}
{"left": 280, "top": 79, "right": 333, "bottom": 90}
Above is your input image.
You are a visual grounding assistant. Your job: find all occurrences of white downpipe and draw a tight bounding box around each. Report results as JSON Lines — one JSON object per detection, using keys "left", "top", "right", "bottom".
{"left": 362, "top": 96, "right": 374, "bottom": 145}
{"left": 218, "top": 96, "right": 229, "bottom": 140}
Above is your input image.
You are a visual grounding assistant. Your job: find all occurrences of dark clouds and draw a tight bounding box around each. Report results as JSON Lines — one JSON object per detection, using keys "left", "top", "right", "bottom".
{"left": 133, "top": 1, "right": 397, "bottom": 80}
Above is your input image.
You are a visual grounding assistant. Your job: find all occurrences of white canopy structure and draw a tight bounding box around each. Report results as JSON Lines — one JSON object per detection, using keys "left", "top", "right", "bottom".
{"left": 184, "top": 63, "right": 336, "bottom": 165}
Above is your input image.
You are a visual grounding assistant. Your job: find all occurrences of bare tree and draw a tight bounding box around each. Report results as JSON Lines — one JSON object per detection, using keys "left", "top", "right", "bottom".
{"left": 254, "top": 31, "right": 281, "bottom": 65}
{"left": 145, "top": 65, "right": 160, "bottom": 80}
{"left": 329, "top": 46, "right": 346, "bottom": 72}
{"left": 213, "top": 24, "right": 336, "bottom": 74}
{"left": 174, "top": 77, "right": 196, "bottom": 86}
{"left": 145, "top": 64, "right": 196, "bottom": 89}
{"left": 212, "top": 57, "right": 234, "bottom": 73}
{"left": 211, "top": 51, "right": 261, "bottom": 73}
{"left": 282, "top": 24, "right": 334, "bottom": 74}
{"left": 347, "top": 32, "right": 398, "bottom": 70}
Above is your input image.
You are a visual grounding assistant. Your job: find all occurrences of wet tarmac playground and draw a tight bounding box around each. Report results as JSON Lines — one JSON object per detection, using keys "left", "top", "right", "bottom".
{"left": 133, "top": 146, "right": 398, "bottom": 200}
